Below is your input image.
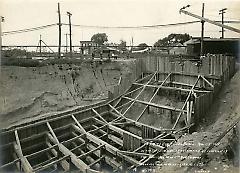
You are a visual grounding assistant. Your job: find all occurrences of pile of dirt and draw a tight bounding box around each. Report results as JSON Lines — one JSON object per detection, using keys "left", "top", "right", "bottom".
{"left": 0, "top": 60, "right": 135, "bottom": 129}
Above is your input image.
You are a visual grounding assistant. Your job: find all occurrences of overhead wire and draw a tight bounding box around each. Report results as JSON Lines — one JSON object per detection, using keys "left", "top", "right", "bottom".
{"left": 2, "top": 21, "right": 201, "bottom": 36}
{"left": 2, "top": 20, "right": 238, "bottom": 37}
{"left": 62, "top": 21, "right": 200, "bottom": 29}
{"left": 2, "top": 23, "right": 58, "bottom": 35}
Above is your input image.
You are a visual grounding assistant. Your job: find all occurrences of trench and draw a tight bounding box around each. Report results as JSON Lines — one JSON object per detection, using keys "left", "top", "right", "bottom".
{"left": 0, "top": 55, "right": 237, "bottom": 173}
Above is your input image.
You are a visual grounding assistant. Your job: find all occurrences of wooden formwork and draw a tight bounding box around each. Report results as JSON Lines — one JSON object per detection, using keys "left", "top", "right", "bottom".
{"left": 0, "top": 54, "right": 235, "bottom": 173}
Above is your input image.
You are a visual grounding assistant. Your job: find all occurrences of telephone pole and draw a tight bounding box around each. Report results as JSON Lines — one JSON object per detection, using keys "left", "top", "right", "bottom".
{"left": 57, "top": 3, "right": 62, "bottom": 58}
{"left": 0, "top": 16, "right": 4, "bottom": 68}
{"left": 67, "top": 12, "right": 72, "bottom": 58}
{"left": 65, "top": 33, "right": 68, "bottom": 53}
{"left": 39, "top": 35, "right": 42, "bottom": 57}
{"left": 200, "top": 3, "right": 205, "bottom": 56}
{"left": 219, "top": 8, "right": 227, "bottom": 38}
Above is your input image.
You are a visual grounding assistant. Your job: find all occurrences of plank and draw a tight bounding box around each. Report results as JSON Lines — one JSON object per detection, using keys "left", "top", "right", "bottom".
{"left": 14, "top": 130, "right": 33, "bottom": 173}
{"left": 71, "top": 115, "right": 86, "bottom": 133}
{"left": 47, "top": 133, "right": 90, "bottom": 172}
{"left": 123, "top": 96, "right": 186, "bottom": 112}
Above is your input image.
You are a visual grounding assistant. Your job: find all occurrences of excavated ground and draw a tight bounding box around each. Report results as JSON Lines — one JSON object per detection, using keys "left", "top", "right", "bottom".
{"left": 0, "top": 60, "right": 136, "bottom": 129}
{"left": 0, "top": 58, "right": 239, "bottom": 173}
{"left": 123, "top": 87, "right": 185, "bottom": 129}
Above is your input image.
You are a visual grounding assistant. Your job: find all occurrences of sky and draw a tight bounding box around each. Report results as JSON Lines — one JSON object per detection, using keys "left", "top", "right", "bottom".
{"left": 1, "top": 0, "right": 240, "bottom": 48}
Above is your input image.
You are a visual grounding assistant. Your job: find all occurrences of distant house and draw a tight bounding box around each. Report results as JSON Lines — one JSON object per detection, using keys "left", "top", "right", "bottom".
{"left": 169, "top": 43, "right": 186, "bottom": 55}
{"left": 80, "top": 41, "right": 98, "bottom": 55}
{"left": 132, "top": 47, "right": 150, "bottom": 53}
{"left": 183, "top": 38, "right": 199, "bottom": 55}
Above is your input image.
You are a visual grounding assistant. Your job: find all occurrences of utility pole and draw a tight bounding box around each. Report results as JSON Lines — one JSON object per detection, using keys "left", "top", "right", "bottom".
{"left": 200, "top": 3, "right": 205, "bottom": 57}
{"left": 57, "top": 3, "right": 62, "bottom": 58}
{"left": 131, "top": 36, "right": 133, "bottom": 52}
{"left": 219, "top": 8, "right": 227, "bottom": 38}
{"left": 39, "top": 35, "right": 42, "bottom": 57}
{"left": 65, "top": 33, "right": 68, "bottom": 53}
{"left": 0, "top": 16, "right": 4, "bottom": 68}
{"left": 67, "top": 12, "right": 72, "bottom": 58}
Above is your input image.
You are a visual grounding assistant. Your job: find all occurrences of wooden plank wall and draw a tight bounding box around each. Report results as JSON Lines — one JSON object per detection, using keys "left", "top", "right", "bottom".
{"left": 141, "top": 54, "right": 235, "bottom": 78}
{"left": 141, "top": 125, "right": 154, "bottom": 139}
{"left": 192, "top": 55, "right": 235, "bottom": 124}
{"left": 123, "top": 133, "right": 141, "bottom": 151}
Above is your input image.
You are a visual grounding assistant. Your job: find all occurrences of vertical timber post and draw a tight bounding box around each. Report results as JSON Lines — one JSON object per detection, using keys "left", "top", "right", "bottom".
{"left": 0, "top": 16, "right": 4, "bottom": 72}
{"left": 65, "top": 33, "right": 68, "bottom": 54}
{"left": 200, "top": 3, "right": 205, "bottom": 57}
{"left": 39, "top": 35, "right": 42, "bottom": 58}
{"left": 58, "top": 3, "right": 62, "bottom": 58}
{"left": 67, "top": 12, "right": 73, "bottom": 58}
{"left": 219, "top": 8, "right": 227, "bottom": 38}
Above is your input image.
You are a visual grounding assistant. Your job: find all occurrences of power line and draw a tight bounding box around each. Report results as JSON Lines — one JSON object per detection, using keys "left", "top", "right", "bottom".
{"left": 3, "top": 21, "right": 200, "bottom": 36}
{"left": 63, "top": 20, "right": 200, "bottom": 29}
{"left": 3, "top": 20, "right": 239, "bottom": 36}
{"left": 3, "top": 23, "right": 57, "bottom": 35}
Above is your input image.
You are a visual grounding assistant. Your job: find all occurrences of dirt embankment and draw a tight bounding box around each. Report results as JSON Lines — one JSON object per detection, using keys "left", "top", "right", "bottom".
{"left": 0, "top": 60, "right": 136, "bottom": 129}
{"left": 157, "top": 69, "right": 240, "bottom": 173}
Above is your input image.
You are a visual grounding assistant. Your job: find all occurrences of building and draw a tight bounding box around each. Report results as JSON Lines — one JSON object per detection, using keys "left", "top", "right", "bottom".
{"left": 169, "top": 43, "right": 186, "bottom": 55}
{"left": 185, "top": 38, "right": 240, "bottom": 59}
{"left": 80, "top": 41, "right": 98, "bottom": 55}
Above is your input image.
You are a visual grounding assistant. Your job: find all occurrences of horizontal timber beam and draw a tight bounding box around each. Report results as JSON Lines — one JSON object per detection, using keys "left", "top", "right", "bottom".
{"left": 123, "top": 96, "right": 186, "bottom": 113}
{"left": 133, "top": 82, "right": 210, "bottom": 93}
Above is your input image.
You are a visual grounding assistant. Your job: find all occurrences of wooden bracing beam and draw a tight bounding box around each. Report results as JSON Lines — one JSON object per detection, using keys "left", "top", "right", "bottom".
{"left": 25, "top": 143, "right": 58, "bottom": 159}
{"left": 0, "top": 158, "right": 20, "bottom": 170}
{"left": 88, "top": 156, "right": 104, "bottom": 168}
{"left": 118, "top": 151, "right": 153, "bottom": 157}
{"left": 78, "top": 144, "right": 105, "bottom": 159}
{"left": 135, "top": 73, "right": 153, "bottom": 83}
{"left": 136, "top": 73, "right": 172, "bottom": 121}
{"left": 92, "top": 111, "right": 167, "bottom": 157}
{"left": 123, "top": 96, "right": 186, "bottom": 113}
{"left": 45, "top": 134, "right": 70, "bottom": 171}
{"left": 113, "top": 86, "right": 143, "bottom": 108}
{"left": 110, "top": 74, "right": 153, "bottom": 110}
{"left": 71, "top": 115, "right": 87, "bottom": 133}
{"left": 172, "top": 75, "right": 200, "bottom": 129}
{"left": 122, "top": 72, "right": 157, "bottom": 116}
{"left": 108, "top": 104, "right": 173, "bottom": 133}
{"left": 72, "top": 125, "right": 141, "bottom": 167}
{"left": 69, "top": 140, "right": 99, "bottom": 168}
{"left": 70, "top": 142, "right": 86, "bottom": 152}
{"left": 71, "top": 133, "right": 122, "bottom": 172}
{"left": 33, "top": 155, "right": 70, "bottom": 172}
{"left": 14, "top": 130, "right": 33, "bottom": 173}
{"left": 200, "top": 75, "right": 214, "bottom": 88}
{"left": 47, "top": 133, "right": 91, "bottom": 172}
{"left": 46, "top": 122, "right": 91, "bottom": 172}
{"left": 152, "top": 71, "right": 220, "bottom": 80}
{"left": 92, "top": 108, "right": 108, "bottom": 124}
{"left": 90, "top": 118, "right": 142, "bottom": 141}
{"left": 133, "top": 82, "right": 211, "bottom": 93}
{"left": 32, "top": 155, "right": 58, "bottom": 170}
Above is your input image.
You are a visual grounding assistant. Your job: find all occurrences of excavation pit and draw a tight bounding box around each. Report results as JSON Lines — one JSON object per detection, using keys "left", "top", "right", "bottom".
{"left": 0, "top": 55, "right": 236, "bottom": 172}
